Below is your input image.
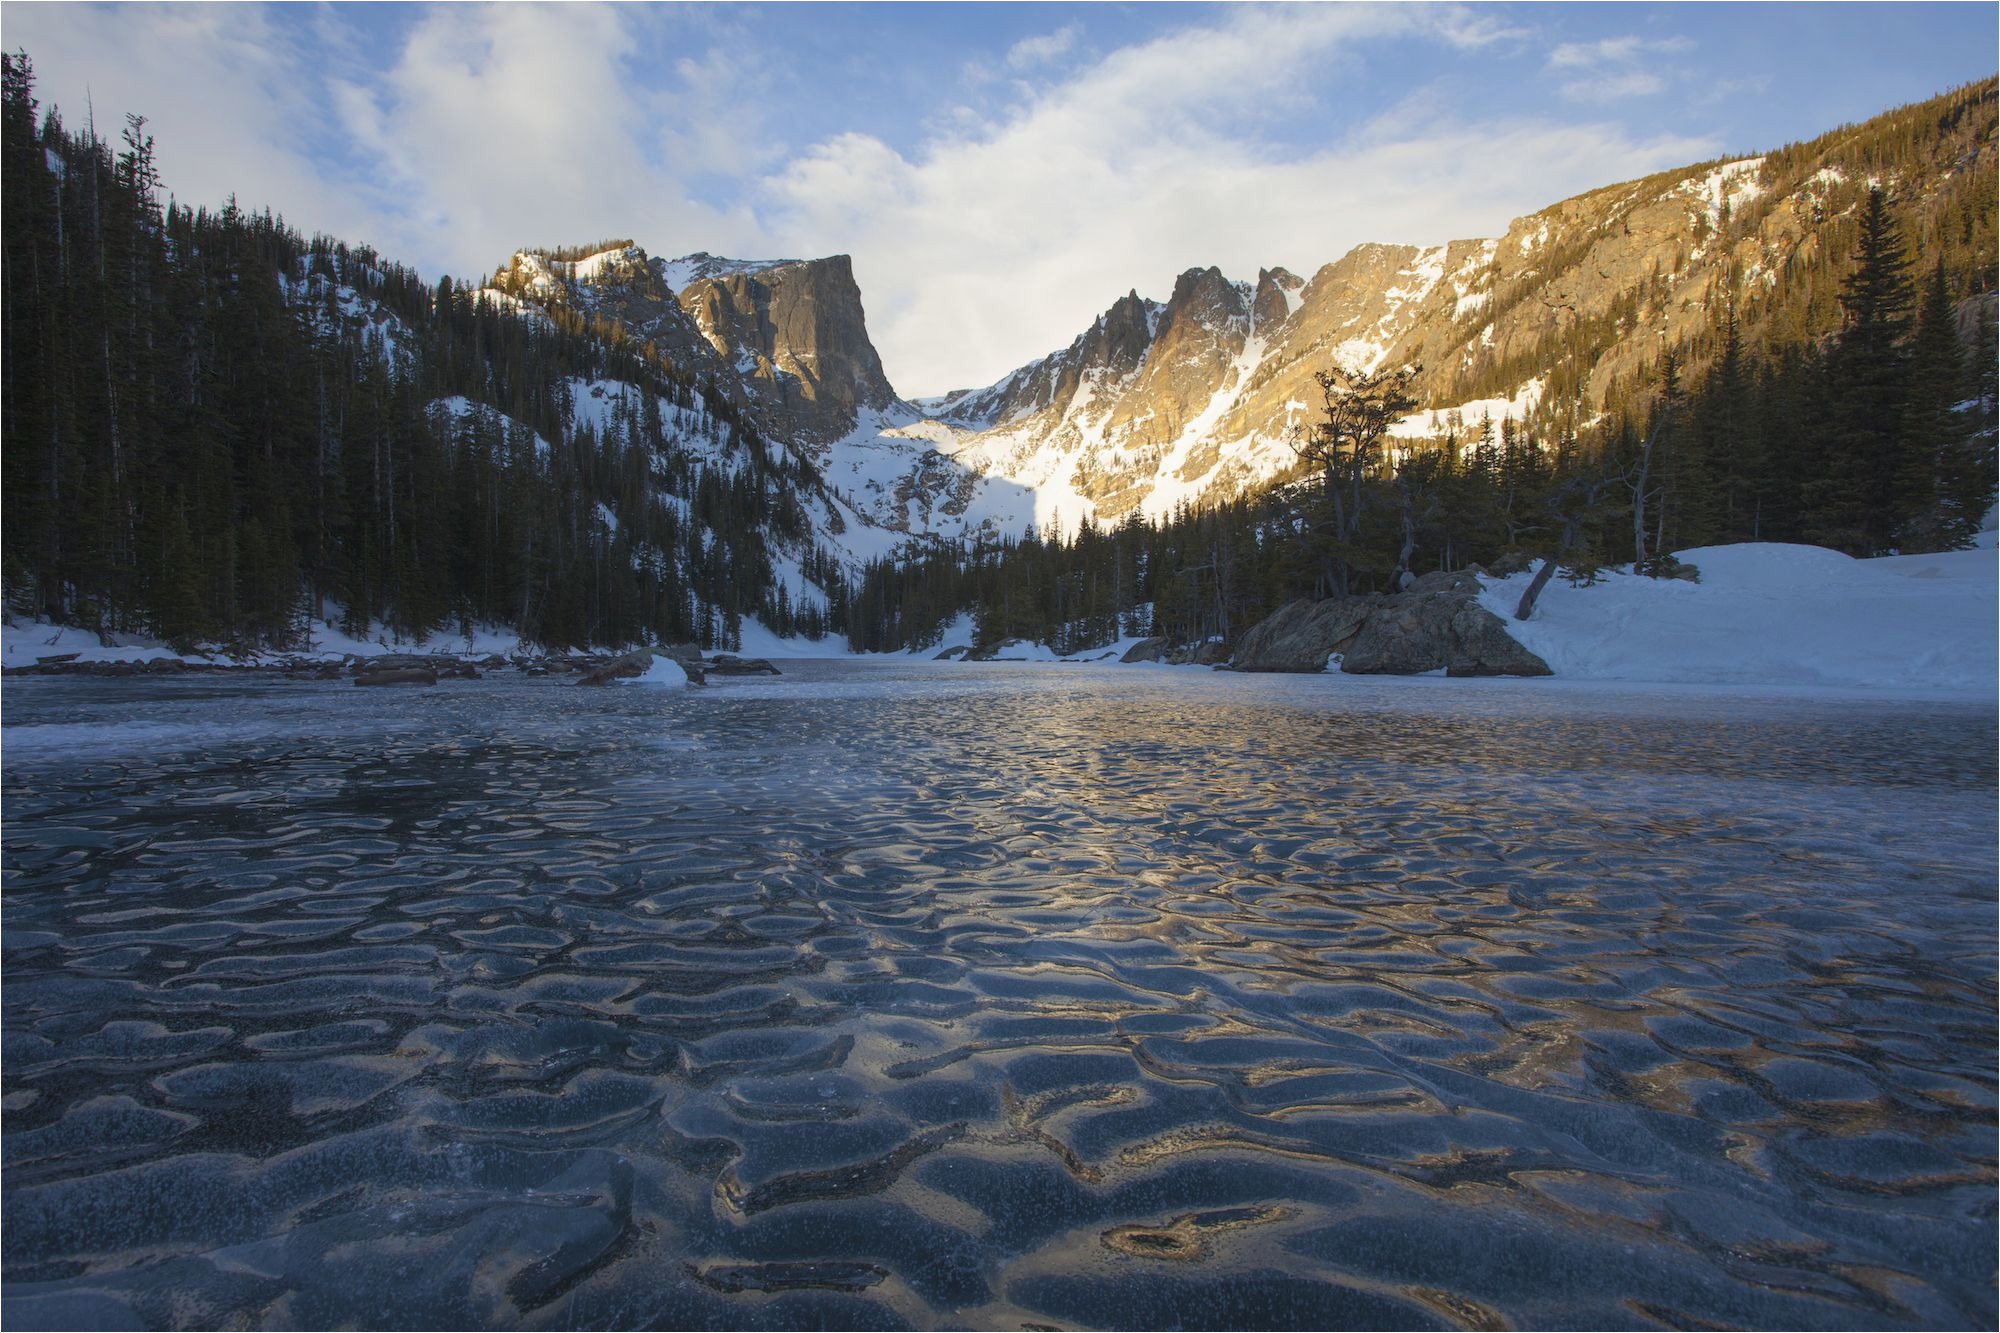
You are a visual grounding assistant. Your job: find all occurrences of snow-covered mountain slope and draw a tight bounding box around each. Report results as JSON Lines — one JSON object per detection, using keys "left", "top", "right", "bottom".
{"left": 489, "top": 87, "right": 1992, "bottom": 547}
{"left": 885, "top": 132, "right": 1977, "bottom": 536}
{"left": 283, "top": 251, "right": 417, "bottom": 371}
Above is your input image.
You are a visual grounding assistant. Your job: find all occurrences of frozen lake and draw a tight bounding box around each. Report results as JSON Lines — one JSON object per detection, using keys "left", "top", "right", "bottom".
{"left": 3, "top": 662, "right": 1995, "bottom": 1329}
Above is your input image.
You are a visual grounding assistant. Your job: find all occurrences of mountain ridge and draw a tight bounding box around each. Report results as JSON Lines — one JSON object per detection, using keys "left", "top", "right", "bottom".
{"left": 492, "top": 79, "right": 1992, "bottom": 544}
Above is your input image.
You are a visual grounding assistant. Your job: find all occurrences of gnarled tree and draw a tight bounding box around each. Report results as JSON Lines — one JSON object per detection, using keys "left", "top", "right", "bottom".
{"left": 1289, "top": 362, "right": 1420, "bottom": 597}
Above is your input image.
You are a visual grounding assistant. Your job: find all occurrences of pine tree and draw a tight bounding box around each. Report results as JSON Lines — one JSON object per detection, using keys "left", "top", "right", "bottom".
{"left": 1805, "top": 187, "right": 1916, "bottom": 554}
{"left": 1895, "top": 259, "right": 1990, "bottom": 550}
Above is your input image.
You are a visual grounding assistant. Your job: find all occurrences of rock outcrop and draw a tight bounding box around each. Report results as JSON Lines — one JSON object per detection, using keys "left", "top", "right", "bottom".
{"left": 675, "top": 255, "right": 901, "bottom": 445}
{"left": 354, "top": 666, "right": 438, "bottom": 686}
{"left": 1339, "top": 595, "right": 1551, "bottom": 677}
{"left": 575, "top": 649, "right": 657, "bottom": 686}
{"left": 1230, "top": 574, "right": 1550, "bottom": 678}
{"left": 576, "top": 646, "right": 711, "bottom": 686}
{"left": 705, "top": 655, "right": 781, "bottom": 676}
{"left": 1226, "top": 599, "right": 1372, "bottom": 672}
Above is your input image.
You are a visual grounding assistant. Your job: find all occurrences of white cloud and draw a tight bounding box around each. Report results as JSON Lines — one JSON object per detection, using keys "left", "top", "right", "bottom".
{"left": 1561, "top": 71, "right": 1670, "bottom": 103}
{"left": 332, "top": 4, "right": 760, "bottom": 273}
{"left": 5, "top": 3, "right": 1719, "bottom": 398}
{"left": 6, "top": 2, "right": 772, "bottom": 277}
{"left": 1548, "top": 34, "right": 1694, "bottom": 102}
{"left": 1005, "top": 24, "right": 1079, "bottom": 71}
{"left": 0, "top": 5, "right": 369, "bottom": 238}
{"left": 761, "top": 7, "right": 1713, "bottom": 394}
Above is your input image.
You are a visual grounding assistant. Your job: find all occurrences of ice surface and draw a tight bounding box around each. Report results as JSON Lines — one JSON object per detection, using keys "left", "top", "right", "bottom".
{"left": 2, "top": 663, "right": 1992, "bottom": 1328}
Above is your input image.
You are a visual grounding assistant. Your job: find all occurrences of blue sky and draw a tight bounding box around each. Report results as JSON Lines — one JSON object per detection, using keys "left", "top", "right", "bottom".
{"left": 5, "top": 2, "right": 1993, "bottom": 394}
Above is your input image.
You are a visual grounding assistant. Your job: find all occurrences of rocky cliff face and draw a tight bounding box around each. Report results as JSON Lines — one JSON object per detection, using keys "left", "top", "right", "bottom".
{"left": 675, "top": 254, "right": 903, "bottom": 446}
{"left": 487, "top": 247, "right": 906, "bottom": 449}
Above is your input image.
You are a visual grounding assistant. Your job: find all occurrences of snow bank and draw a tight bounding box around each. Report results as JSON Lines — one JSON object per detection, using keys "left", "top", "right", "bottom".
{"left": 1, "top": 621, "right": 218, "bottom": 669}
{"left": 2, "top": 610, "right": 529, "bottom": 669}
{"left": 1480, "top": 543, "right": 1997, "bottom": 697}
{"left": 615, "top": 656, "right": 691, "bottom": 688}
{"left": 731, "top": 619, "right": 847, "bottom": 660}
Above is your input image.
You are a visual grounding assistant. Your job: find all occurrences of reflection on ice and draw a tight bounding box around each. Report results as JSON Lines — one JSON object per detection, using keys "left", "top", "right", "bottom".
{"left": 2, "top": 663, "right": 1994, "bottom": 1329}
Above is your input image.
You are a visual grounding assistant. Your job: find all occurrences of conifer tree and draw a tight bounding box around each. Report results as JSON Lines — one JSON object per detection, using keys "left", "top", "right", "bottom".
{"left": 1895, "top": 258, "right": 1990, "bottom": 549}
{"left": 1805, "top": 187, "right": 1916, "bottom": 554}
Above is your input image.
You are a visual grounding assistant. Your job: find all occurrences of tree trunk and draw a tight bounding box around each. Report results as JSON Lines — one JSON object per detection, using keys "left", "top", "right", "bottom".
{"left": 1514, "top": 555, "right": 1561, "bottom": 622}
{"left": 1630, "top": 454, "right": 1650, "bottom": 572}
{"left": 1396, "top": 502, "right": 1417, "bottom": 589}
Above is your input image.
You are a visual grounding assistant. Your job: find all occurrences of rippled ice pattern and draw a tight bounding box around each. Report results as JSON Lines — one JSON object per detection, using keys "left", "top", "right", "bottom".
{"left": 3, "top": 663, "right": 1995, "bottom": 1330}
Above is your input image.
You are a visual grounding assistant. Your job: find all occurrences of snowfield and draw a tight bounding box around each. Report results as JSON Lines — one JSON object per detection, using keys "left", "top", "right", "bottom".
{"left": 1479, "top": 542, "right": 1997, "bottom": 698}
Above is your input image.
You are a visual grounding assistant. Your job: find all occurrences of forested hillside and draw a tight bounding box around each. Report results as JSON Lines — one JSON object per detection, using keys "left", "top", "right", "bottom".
{"left": 0, "top": 54, "right": 852, "bottom": 653}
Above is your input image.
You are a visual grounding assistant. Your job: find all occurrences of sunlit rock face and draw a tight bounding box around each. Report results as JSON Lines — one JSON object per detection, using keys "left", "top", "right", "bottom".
{"left": 676, "top": 254, "right": 903, "bottom": 446}
{"left": 487, "top": 93, "right": 1993, "bottom": 543}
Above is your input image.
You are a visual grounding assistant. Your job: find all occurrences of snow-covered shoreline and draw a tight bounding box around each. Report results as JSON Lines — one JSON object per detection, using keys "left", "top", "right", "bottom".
{"left": 1476, "top": 542, "right": 1996, "bottom": 700}
{"left": 7, "top": 543, "right": 1994, "bottom": 703}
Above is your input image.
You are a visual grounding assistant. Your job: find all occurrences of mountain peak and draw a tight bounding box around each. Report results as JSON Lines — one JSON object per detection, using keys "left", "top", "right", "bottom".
{"left": 658, "top": 252, "right": 802, "bottom": 290}
{"left": 670, "top": 252, "right": 900, "bottom": 445}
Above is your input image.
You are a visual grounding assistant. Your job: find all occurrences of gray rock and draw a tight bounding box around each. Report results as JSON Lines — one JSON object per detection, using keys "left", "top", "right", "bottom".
{"left": 575, "top": 649, "right": 655, "bottom": 686}
{"left": 357, "top": 653, "right": 433, "bottom": 673}
{"left": 354, "top": 666, "right": 438, "bottom": 686}
{"left": 1445, "top": 602, "right": 1553, "bottom": 677}
{"left": 1233, "top": 575, "right": 1548, "bottom": 679}
{"left": 1407, "top": 567, "right": 1485, "bottom": 595}
{"left": 1342, "top": 591, "right": 1550, "bottom": 677}
{"left": 1229, "top": 598, "right": 1372, "bottom": 672}
{"left": 933, "top": 645, "right": 970, "bottom": 661}
{"left": 1339, "top": 593, "right": 1462, "bottom": 674}
{"left": 1119, "top": 637, "right": 1168, "bottom": 664}
{"left": 707, "top": 655, "right": 780, "bottom": 676}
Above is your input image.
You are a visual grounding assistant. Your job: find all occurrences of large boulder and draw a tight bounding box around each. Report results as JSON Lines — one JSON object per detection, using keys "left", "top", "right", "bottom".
{"left": 1341, "top": 592, "right": 1550, "bottom": 677}
{"left": 355, "top": 652, "right": 433, "bottom": 674}
{"left": 1119, "top": 637, "right": 1167, "bottom": 664}
{"left": 1229, "top": 598, "right": 1372, "bottom": 672}
{"left": 1444, "top": 602, "right": 1553, "bottom": 677}
{"left": 354, "top": 666, "right": 438, "bottom": 686}
{"left": 1339, "top": 593, "right": 1463, "bottom": 674}
{"left": 706, "top": 655, "right": 780, "bottom": 676}
{"left": 1230, "top": 574, "right": 1550, "bottom": 678}
{"left": 1406, "top": 567, "right": 1486, "bottom": 595}
{"left": 653, "top": 641, "right": 704, "bottom": 669}
{"left": 575, "top": 649, "right": 656, "bottom": 686}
